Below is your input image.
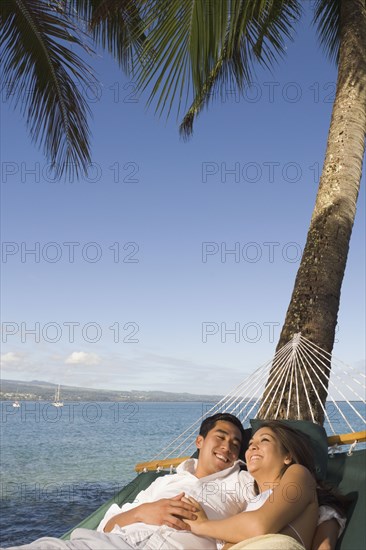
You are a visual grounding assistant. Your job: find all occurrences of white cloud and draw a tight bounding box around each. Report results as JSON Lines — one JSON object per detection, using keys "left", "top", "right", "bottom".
{"left": 1, "top": 347, "right": 243, "bottom": 394}
{"left": 0, "top": 352, "right": 25, "bottom": 365}
{"left": 65, "top": 351, "right": 101, "bottom": 366}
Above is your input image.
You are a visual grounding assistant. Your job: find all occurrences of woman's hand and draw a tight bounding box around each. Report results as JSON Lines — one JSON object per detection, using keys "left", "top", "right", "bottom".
{"left": 182, "top": 496, "right": 209, "bottom": 534}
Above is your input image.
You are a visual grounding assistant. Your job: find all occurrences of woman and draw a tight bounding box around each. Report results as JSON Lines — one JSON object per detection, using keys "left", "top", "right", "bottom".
{"left": 184, "top": 421, "right": 319, "bottom": 550}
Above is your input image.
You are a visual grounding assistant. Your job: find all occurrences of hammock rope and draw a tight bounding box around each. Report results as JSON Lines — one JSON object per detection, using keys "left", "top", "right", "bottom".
{"left": 294, "top": 343, "right": 364, "bottom": 433}
{"left": 150, "top": 334, "right": 365, "bottom": 461}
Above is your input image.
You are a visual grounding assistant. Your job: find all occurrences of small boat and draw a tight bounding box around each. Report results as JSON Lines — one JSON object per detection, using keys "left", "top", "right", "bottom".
{"left": 52, "top": 385, "right": 63, "bottom": 407}
{"left": 13, "top": 387, "right": 20, "bottom": 407}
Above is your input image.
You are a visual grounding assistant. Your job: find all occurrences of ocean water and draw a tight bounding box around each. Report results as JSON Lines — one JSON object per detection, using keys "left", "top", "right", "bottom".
{"left": 0, "top": 401, "right": 206, "bottom": 546}
{"left": 1, "top": 401, "right": 365, "bottom": 547}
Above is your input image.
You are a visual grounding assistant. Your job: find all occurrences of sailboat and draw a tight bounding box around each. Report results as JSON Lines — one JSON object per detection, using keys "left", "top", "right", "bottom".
{"left": 52, "top": 384, "right": 63, "bottom": 407}
{"left": 12, "top": 387, "right": 20, "bottom": 408}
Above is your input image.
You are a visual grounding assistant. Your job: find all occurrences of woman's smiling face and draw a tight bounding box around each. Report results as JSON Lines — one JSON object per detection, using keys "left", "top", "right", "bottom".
{"left": 245, "top": 427, "right": 291, "bottom": 476}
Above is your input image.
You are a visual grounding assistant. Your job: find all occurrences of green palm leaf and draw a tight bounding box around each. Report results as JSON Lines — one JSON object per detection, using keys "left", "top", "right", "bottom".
{"left": 313, "top": 0, "right": 340, "bottom": 63}
{"left": 180, "top": 0, "right": 302, "bottom": 137}
{"left": 1, "top": 0, "right": 94, "bottom": 178}
{"left": 68, "top": 0, "right": 147, "bottom": 72}
{"left": 126, "top": 0, "right": 301, "bottom": 134}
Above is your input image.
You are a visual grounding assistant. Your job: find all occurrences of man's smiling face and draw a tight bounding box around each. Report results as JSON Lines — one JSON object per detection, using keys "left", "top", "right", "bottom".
{"left": 194, "top": 420, "right": 242, "bottom": 478}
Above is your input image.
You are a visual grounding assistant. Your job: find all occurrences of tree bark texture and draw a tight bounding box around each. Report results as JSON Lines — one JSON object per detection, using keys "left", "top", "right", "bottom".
{"left": 261, "top": 0, "right": 366, "bottom": 423}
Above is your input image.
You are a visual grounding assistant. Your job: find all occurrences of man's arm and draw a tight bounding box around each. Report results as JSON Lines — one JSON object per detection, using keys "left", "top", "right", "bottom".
{"left": 103, "top": 493, "right": 198, "bottom": 532}
{"left": 312, "top": 519, "right": 340, "bottom": 550}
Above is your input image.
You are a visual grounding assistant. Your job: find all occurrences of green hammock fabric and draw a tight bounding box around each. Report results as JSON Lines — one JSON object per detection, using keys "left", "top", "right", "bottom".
{"left": 61, "top": 471, "right": 166, "bottom": 540}
{"left": 62, "top": 450, "right": 366, "bottom": 549}
{"left": 328, "top": 449, "right": 366, "bottom": 550}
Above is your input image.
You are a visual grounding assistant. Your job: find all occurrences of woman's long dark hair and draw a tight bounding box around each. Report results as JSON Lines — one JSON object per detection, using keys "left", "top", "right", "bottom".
{"left": 250, "top": 420, "right": 349, "bottom": 516}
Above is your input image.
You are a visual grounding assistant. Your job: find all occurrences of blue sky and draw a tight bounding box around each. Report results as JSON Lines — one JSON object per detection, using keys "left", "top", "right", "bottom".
{"left": 1, "top": 6, "right": 365, "bottom": 395}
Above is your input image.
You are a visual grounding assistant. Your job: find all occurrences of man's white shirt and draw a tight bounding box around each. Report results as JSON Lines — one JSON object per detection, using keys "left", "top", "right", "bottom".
{"left": 97, "top": 458, "right": 255, "bottom": 549}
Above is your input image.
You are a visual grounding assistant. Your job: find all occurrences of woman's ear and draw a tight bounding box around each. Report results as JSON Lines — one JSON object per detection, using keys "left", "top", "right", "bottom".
{"left": 284, "top": 455, "right": 293, "bottom": 465}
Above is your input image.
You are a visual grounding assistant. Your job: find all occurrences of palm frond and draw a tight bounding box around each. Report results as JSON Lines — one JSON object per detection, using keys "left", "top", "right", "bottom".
{"left": 68, "top": 0, "right": 148, "bottom": 72}
{"left": 0, "top": 0, "right": 94, "bottom": 178}
{"left": 313, "top": 0, "right": 340, "bottom": 64}
{"left": 133, "top": 0, "right": 223, "bottom": 119}
{"left": 179, "top": 0, "right": 302, "bottom": 138}
{"left": 179, "top": 52, "right": 226, "bottom": 139}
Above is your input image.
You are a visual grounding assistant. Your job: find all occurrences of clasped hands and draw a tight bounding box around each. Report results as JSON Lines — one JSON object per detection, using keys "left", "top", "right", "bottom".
{"left": 139, "top": 493, "right": 208, "bottom": 533}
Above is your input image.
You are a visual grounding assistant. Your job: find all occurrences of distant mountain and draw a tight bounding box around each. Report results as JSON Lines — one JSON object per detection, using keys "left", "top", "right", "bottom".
{"left": 0, "top": 379, "right": 223, "bottom": 403}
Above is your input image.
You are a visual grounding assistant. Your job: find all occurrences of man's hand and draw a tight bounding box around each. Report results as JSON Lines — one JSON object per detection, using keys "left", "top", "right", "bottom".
{"left": 136, "top": 493, "right": 198, "bottom": 530}
{"left": 103, "top": 492, "right": 197, "bottom": 533}
{"left": 182, "top": 496, "right": 209, "bottom": 535}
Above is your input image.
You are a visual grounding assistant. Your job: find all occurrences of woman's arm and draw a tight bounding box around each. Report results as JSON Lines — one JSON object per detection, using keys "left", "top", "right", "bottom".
{"left": 188, "top": 464, "right": 317, "bottom": 543}
{"left": 312, "top": 519, "right": 340, "bottom": 550}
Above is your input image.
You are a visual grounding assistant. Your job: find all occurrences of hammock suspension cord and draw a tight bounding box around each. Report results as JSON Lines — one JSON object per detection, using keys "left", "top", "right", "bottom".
{"left": 150, "top": 334, "right": 365, "bottom": 461}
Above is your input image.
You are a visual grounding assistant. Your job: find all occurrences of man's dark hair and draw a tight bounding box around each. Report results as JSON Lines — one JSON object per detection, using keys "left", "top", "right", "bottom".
{"left": 199, "top": 413, "right": 246, "bottom": 457}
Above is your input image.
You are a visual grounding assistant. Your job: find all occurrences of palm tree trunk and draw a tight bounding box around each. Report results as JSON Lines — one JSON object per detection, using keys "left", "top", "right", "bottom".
{"left": 261, "top": 0, "right": 366, "bottom": 423}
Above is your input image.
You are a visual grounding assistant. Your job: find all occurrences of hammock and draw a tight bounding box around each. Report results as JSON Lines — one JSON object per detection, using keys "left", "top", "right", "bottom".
{"left": 62, "top": 334, "right": 366, "bottom": 550}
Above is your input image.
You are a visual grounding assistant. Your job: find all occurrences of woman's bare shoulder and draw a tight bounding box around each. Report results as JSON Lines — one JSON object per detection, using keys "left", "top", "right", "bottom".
{"left": 281, "top": 464, "right": 316, "bottom": 486}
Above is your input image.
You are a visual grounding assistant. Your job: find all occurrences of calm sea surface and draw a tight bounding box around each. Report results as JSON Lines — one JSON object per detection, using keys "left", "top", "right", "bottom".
{"left": 1, "top": 401, "right": 365, "bottom": 547}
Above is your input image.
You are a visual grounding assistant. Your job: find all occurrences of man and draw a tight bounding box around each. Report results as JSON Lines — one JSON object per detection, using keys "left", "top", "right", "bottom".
{"left": 97, "top": 412, "right": 254, "bottom": 548}
{"left": 2, "top": 413, "right": 253, "bottom": 550}
{"left": 3, "top": 413, "right": 342, "bottom": 550}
